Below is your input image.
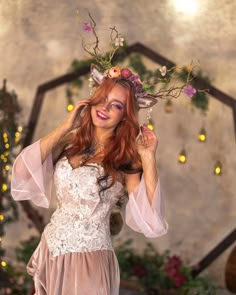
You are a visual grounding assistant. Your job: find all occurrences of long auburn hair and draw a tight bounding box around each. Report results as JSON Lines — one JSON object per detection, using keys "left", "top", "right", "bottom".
{"left": 64, "top": 78, "right": 142, "bottom": 191}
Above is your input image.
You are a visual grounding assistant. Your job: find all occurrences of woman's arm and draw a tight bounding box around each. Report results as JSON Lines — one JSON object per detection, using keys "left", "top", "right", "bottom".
{"left": 126, "top": 124, "right": 159, "bottom": 204}
{"left": 11, "top": 100, "right": 89, "bottom": 208}
{"left": 124, "top": 124, "right": 168, "bottom": 237}
{"left": 40, "top": 100, "right": 90, "bottom": 162}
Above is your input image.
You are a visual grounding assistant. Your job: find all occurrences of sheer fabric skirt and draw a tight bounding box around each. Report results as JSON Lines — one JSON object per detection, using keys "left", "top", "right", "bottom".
{"left": 27, "top": 234, "right": 120, "bottom": 295}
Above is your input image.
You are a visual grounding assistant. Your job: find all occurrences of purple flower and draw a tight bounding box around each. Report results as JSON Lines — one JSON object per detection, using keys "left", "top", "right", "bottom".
{"left": 82, "top": 22, "right": 93, "bottom": 33}
{"left": 183, "top": 85, "right": 197, "bottom": 98}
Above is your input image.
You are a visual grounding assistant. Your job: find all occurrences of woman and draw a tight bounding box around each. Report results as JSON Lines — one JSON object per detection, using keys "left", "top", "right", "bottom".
{"left": 11, "top": 77, "right": 168, "bottom": 295}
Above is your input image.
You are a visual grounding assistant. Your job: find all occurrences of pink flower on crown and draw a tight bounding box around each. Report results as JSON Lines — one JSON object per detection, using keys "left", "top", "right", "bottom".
{"left": 183, "top": 85, "right": 197, "bottom": 98}
{"left": 121, "top": 68, "right": 132, "bottom": 79}
{"left": 128, "top": 74, "right": 143, "bottom": 93}
{"left": 82, "top": 22, "right": 93, "bottom": 33}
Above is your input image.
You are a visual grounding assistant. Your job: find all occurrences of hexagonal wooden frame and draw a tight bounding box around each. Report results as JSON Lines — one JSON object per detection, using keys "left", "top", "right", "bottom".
{"left": 20, "top": 43, "right": 236, "bottom": 276}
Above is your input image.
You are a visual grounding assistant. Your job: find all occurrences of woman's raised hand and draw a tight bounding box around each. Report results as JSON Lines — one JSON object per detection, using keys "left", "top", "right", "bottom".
{"left": 136, "top": 124, "right": 158, "bottom": 157}
{"left": 64, "top": 99, "right": 90, "bottom": 131}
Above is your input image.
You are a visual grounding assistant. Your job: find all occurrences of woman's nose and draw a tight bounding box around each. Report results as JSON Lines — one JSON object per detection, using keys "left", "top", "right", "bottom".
{"left": 101, "top": 99, "right": 110, "bottom": 111}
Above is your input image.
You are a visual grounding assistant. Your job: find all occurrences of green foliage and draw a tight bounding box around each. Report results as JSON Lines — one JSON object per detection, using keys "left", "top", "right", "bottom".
{"left": 16, "top": 236, "right": 40, "bottom": 264}
{"left": 0, "top": 80, "right": 25, "bottom": 240}
{"left": 1, "top": 236, "right": 39, "bottom": 294}
{"left": 191, "top": 92, "right": 209, "bottom": 112}
{"left": 115, "top": 240, "right": 216, "bottom": 294}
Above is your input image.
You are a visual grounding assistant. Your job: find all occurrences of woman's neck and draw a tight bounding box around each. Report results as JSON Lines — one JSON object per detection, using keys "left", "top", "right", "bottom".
{"left": 94, "top": 128, "right": 113, "bottom": 144}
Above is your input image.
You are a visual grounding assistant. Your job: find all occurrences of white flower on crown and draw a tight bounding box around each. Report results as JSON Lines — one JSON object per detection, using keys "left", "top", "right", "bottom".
{"left": 115, "top": 37, "right": 124, "bottom": 47}
{"left": 159, "top": 66, "right": 167, "bottom": 77}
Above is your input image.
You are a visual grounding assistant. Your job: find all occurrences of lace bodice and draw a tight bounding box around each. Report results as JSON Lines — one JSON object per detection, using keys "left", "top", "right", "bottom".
{"left": 44, "top": 157, "right": 125, "bottom": 257}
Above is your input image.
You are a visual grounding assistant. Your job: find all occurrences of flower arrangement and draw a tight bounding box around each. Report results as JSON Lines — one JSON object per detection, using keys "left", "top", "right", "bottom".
{"left": 75, "top": 12, "right": 208, "bottom": 110}
{"left": 116, "top": 239, "right": 216, "bottom": 295}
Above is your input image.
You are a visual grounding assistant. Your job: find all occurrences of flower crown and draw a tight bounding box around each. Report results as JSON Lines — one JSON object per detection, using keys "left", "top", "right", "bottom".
{"left": 79, "top": 12, "right": 196, "bottom": 109}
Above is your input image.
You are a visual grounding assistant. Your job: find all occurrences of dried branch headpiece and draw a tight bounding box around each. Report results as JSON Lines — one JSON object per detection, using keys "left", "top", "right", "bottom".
{"left": 79, "top": 12, "right": 199, "bottom": 109}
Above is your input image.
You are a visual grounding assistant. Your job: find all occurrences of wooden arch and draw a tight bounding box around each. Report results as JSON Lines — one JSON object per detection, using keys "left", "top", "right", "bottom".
{"left": 20, "top": 43, "right": 236, "bottom": 276}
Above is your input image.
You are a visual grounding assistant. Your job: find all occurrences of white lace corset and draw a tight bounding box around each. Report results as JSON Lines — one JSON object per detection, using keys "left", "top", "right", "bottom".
{"left": 44, "top": 157, "right": 124, "bottom": 257}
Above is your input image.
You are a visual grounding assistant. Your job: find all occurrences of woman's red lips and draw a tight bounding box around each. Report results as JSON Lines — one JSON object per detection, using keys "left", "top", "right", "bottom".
{"left": 96, "top": 111, "right": 109, "bottom": 120}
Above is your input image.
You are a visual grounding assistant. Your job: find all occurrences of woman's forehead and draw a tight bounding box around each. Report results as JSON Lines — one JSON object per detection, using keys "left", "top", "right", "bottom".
{"left": 107, "top": 84, "right": 127, "bottom": 103}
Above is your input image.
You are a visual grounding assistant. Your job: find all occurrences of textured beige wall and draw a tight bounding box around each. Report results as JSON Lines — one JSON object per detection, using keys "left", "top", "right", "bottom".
{"left": 1, "top": 0, "right": 236, "bottom": 287}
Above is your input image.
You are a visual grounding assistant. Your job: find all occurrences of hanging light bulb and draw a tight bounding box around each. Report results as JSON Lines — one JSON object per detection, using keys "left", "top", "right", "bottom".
{"left": 178, "top": 149, "right": 187, "bottom": 164}
{"left": 0, "top": 214, "right": 5, "bottom": 221}
{"left": 66, "top": 95, "right": 74, "bottom": 112}
{"left": 214, "top": 161, "right": 222, "bottom": 175}
{"left": 198, "top": 127, "right": 206, "bottom": 142}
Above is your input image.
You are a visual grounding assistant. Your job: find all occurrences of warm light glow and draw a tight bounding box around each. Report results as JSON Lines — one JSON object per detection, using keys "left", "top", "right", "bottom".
{"left": 2, "top": 184, "right": 8, "bottom": 191}
{"left": 0, "top": 214, "right": 5, "bottom": 221}
{"left": 4, "top": 137, "right": 8, "bottom": 143}
{"left": 1, "top": 261, "right": 7, "bottom": 267}
{"left": 147, "top": 123, "right": 155, "bottom": 131}
{"left": 198, "top": 127, "right": 206, "bottom": 142}
{"left": 214, "top": 161, "right": 222, "bottom": 175}
{"left": 18, "top": 126, "right": 23, "bottom": 132}
{"left": 173, "top": 0, "right": 198, "bottom": 14}
{"left": 178, "top": 149, "right": 187, "bottom": 164}
{"left": 5, "top": 143, "right": 10, "bottom": 149}
{"left": 67, "top": 104, "right": 74, "bottom": 112}
{"left": 5, "top": 165, "right": 10, "bottom": 171}
{"left": 198, "top": 134, "right": 206, "bottom": 142}
{"left": 15, "top": 132, "right": 20, "bottom": 137}
{"left": 3, "top": 132, "right": 8, "bottom": 138}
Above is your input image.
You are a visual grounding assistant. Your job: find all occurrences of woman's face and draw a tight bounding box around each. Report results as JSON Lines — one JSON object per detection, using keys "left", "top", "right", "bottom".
{"left": 91, "top": 84, "right": 127, "bottom": 132}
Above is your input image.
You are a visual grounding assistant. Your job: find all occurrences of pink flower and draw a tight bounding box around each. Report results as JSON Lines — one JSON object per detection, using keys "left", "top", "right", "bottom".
{"left": 183, "top": 85, "right": 197, "bottom": 98}
{"left": 132, "top": 264, "right": 147, "bottom": 278}
{"left": 166, "top": 255, "right": 182, "bottom": 269}
{"left": 165, "top": 266, "right": 178, "bottom": 278}
{"left": 173, "top": 272, "right": 186, "bottom": 287}
{"left": 121, "top": 68, "right": 133, "bottom": 79}
{"left": 82, "top": 22, "right": 93, "bottom": 33}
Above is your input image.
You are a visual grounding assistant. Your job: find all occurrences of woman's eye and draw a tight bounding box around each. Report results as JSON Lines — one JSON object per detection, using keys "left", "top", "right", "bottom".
{"left": 110, "top": 102, "right": 123, "bottom": 110}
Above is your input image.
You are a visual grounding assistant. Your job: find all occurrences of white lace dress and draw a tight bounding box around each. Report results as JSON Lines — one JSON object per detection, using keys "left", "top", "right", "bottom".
{"left": 11, "top": 140, "right": 168, "bottom": 295}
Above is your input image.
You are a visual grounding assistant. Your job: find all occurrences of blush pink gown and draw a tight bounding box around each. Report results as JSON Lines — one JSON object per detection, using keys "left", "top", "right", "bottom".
{"left": 11, "top": 140, "right": 168, "bottom": 295}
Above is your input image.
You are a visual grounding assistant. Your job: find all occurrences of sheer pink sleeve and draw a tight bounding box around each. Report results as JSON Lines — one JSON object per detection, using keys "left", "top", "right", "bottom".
{"left": 11, "top": 140, "right": 53, "bottom": 208}
{"left": 125, "top": 175, "right": 168, "bottom": 238}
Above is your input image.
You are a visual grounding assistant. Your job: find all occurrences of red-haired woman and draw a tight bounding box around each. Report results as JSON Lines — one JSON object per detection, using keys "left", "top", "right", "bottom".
{"left": 11, "top": 78, "right": 168, "bottom": 295}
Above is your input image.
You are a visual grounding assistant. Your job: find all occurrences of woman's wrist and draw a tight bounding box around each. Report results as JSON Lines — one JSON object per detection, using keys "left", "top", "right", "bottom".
{"left": 140, "top": 150, "right": 156, "bottom": 163}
